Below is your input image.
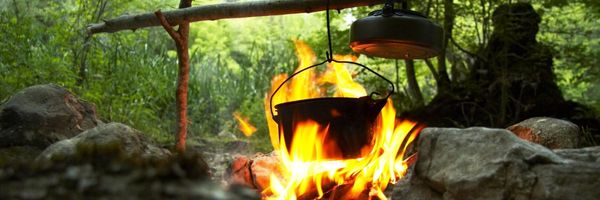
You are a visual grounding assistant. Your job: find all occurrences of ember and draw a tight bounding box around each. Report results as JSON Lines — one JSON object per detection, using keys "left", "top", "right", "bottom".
{"left": 257, "top": 40, "right": 423, "bottom": 199}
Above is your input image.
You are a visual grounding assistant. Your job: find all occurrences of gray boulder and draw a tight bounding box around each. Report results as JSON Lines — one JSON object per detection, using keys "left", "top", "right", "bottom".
{"left": 37, "top": 122, "right": 170, "bottom": 161}
{"left": 507, "top": 117, "right": 580, "bottom": 149}
{"left": 387, "top": 168, "right": 442, "bottom": 200}
{"left": 554, "top": 146, "right": 600, "bottom": 162}
{"left": 392, "top": 127, "right": 600, "bottom": 200}
{"left": 0, "top": 84, "right": 101, "bottom": 147}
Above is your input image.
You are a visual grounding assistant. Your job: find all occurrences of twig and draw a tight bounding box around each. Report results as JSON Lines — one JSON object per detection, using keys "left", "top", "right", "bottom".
{"left": 424, "top": 59, "right": 440, "bottom": 83}
{"left": 450, "top": 36, "right": 478, "bottom": 58}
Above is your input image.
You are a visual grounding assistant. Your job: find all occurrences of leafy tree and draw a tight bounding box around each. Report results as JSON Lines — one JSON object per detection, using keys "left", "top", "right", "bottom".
{"left": 1, "top": 0, "right": 598, "bottom": 149}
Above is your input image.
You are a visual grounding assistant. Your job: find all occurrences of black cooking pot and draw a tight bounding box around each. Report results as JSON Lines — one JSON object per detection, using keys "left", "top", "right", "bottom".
{"left": 269, "top": 60, "right": 394, "bottom": 160}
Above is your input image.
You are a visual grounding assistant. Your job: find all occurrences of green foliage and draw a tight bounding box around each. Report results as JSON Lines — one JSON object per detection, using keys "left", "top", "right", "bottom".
{"left": 1, "top": 0, "right": 598, "bottom": 151}
{"left": 0, "top": 0, "right": 179, "bottom": 142}
{"left": 537, "top": 3, "right": 600, "bottom": 111}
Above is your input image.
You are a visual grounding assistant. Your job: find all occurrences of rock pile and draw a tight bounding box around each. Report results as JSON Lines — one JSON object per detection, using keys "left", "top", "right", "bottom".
{"left": 226, "top": 118, "right": 600, "bottom": 199}
{"left": 0, "top": 84, "right": 259, "bottom": 199}
{"left": 390, "top": 127, "right": 600, "bottom": 200}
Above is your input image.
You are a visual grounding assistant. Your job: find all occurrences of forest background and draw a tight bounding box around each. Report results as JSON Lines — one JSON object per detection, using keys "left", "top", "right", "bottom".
{"left": 1, "top": 0, "right": 598, "bottom": 151}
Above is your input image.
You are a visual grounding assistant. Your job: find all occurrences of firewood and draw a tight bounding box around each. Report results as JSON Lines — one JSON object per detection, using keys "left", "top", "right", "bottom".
{"left": 228, "top": 155, "right": 256, "bottom": 188}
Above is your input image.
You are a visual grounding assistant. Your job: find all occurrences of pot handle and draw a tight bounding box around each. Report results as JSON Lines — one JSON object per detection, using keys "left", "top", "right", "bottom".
{"left": 269, "top": 59, "right": 395, "bottom": 121}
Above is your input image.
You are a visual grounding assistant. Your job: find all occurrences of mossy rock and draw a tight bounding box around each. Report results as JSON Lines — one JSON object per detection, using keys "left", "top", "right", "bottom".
{"left": 0, "top": 146, "right": 43, "bottom": 167}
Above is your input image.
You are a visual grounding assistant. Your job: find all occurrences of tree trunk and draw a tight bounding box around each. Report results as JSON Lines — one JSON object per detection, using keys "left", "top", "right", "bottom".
{"left": 395, "top": 59, "right": 401, "bottom": 93}
{"left": 76, "top": 35, "right": 92, "bottom": 86}
{"left": 155, "top": 0, "right": 192, "bottom": 153}
{"left": 395, "top": 59, "right": 410, "bottom": 96}
{"left": 436, "top": 0, "right": 454, "bottom": 93}
{"left": 87, "top": 0, "right": 384, "bottom": 35}
{"left": 76, "top": 0, "right": 108, "bottom": 86}
{"left": 11, "top": 0, "right": 20, "bottom": 21}
{"left": 405, "top": 60, "right": 424, "bottom": 107}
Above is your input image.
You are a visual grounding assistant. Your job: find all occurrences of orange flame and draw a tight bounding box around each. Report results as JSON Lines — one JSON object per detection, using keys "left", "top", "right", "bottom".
{"left": 233, "top": 112, "right": 257, "bottom": 137}
{"left": 263, "top": 40, "right": 423, "bottom": 199}
{"left": 319, "top": 54, "right": 366, "bottom": 98}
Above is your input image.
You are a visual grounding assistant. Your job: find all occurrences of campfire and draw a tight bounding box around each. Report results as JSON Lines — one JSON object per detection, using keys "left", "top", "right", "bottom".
{"left": 233, "top": 40, "right": 424, "bottom": 200}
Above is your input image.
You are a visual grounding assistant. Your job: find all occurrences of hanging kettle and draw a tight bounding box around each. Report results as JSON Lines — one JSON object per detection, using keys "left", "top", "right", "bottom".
{"left": 350, "top": 1, "right": 443, "bottom": 59}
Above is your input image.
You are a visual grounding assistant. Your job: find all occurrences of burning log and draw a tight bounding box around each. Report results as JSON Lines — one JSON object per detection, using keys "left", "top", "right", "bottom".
{"left": 228, "top": 155, "right": 256, "bottom": 188}
{"left": 228, "top": 152, "right": 284, "bottom": 192}
{"left": 295, "top": 182, "right": 338, "bottom": 200}
{"left": 228, "top": 152, "right": 420, "bottom": 199}
{"left": 227, "top": 41, "right": 425, "bottom": 199}
{"left": 228, "top": 153, "right": 352, "bottom": 200}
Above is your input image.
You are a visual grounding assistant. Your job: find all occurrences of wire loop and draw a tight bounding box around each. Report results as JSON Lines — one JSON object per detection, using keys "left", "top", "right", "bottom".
{"left": 268, "top": 0, "right": 396, "bottom": 120}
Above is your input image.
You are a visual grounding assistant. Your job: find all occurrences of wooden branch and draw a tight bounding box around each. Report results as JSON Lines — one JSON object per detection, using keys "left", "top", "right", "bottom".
{"left": 87, "top": 0, "right": 384, "bottom": 35}
{"left": 449, "top": 36, "right": 479, "bottom": 59}
{"left": 173, "top": 0, "right": 192, "bottom": 153}
{"left": 154, "top": 10, "right": 181, "bottom": 43}
{"left": 155, "top": 1, "right": 192, "bottom": 153}
{"left": 424, "top": 59, "right": 440, "bottom": 83}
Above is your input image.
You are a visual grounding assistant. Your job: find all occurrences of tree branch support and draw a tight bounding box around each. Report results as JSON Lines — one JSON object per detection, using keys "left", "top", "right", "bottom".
{"left": 155, "top": 6, "right": 190, "bottom": 153}
{"left": 88, "top": 0, "right": 383, "bottom": 35}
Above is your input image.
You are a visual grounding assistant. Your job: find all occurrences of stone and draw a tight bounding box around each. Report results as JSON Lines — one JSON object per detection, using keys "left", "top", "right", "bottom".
{"left": 393, "top": 127, "right": 600, "bottom": 200}
{"left": 225, "top": 140, "right": 251, "bottom": 153}
{"left": 386, "top": 166, "right": 442, "bottom": 200}
{"left": 508, "top": 117, "right": 580, "bottom": 149}
{"left": 554, "top": 146, "right": 600, "bottom": 163}
{"left": 37, "top": 122, "right": 170, "bottom": 161}
{"left": 218, "top": 130, "right": 238, "bottom": 140}
{"left": 0, "top": 152, "right": 257, "bottom": 200}
{"left": 0, "top": 84, "right": 101, "bottom": 147}
{"left": 0, "top": 146, "right": 44, "bottom": 166}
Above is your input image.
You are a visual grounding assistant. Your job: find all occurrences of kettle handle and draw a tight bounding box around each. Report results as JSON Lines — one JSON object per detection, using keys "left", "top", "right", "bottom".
{"left": 269, "top": 59, "right": 395, "bottom": 121}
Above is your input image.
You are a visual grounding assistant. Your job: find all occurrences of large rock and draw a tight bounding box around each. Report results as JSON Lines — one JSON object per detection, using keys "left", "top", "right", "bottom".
{"left": 0, "top": 84, "right": 101, "bottom": 147}
{"left": 0, "top": 146, "right": 44, "bottom": 166}
{"left": 507, "top": 117, "right": 580, "bottom": 149}
{"left": 37, "top": 122, "right": 170, "bottom": 161}
{"left": 553, "top": 146, "right": 600, "bottom": 162}
{"left": 0, "top": 150, "right": 257, "bottom": 200}
{"left": 392, "top": 127, "right": 600, "bottom": 200}
{"left": 387, "top": 168, "right": 442, "bottom": 200}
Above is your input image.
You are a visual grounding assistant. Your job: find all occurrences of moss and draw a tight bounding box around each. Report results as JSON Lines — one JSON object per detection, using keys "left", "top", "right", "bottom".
{"left": 0, "top": 146, "right": 43, "bottom": 167}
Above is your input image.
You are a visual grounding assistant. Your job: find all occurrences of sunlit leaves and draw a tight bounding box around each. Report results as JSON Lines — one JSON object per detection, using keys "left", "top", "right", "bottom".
{"left": 538, "top": 3, "right": 600, "bottom": 107}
